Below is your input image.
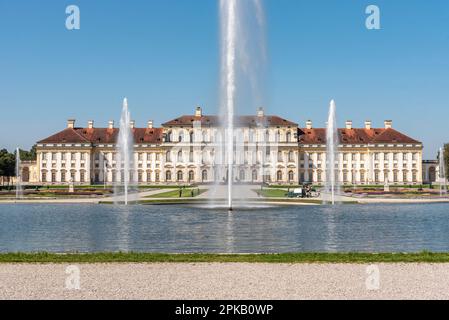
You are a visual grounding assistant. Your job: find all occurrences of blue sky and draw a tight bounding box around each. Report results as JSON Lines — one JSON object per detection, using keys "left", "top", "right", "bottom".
{"left": 0, "top": 0, "right": 448, "bottom": 158}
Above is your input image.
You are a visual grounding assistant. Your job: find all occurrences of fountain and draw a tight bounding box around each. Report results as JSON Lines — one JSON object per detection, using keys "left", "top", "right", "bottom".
{"left": 325, "top": 100, "right": 340, "bottom": 205}
{"left": 114, "top": 98, "right": 134, "bottom": 205}
{"left": 219, "top": 0, "right": 265, "bottom": 210}
{"left": 221, "top": 0, "right": 237, "bottom": 211}
{"left": 439, "top": 147, "right": 447, "bottom": 197}
{"left": 15, "top": 148, "right": 23, "bottom": 200}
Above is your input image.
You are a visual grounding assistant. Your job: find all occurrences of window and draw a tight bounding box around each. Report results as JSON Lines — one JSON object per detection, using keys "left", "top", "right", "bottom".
{"left": 375, "top": 171, "right": 379, "bottom": 183}
{"left": 189, "top": 151, "right": 194, "bottom": 162}
{"left": 393, "top": 153, "right": 398, "bottom": 161}
{"left": 80, "top": 171, "right": 85, "bottom": 183}
{"left": 239, "top": 170, "right": 245, "bottom": 181}
{"left": 95, "top": 153, "right": 100, "bottom": 161}
{"left": 352, "top": 153, "right": 356, "bottom": 161}
{"left": 62, "top": 153, "right": 66, "bottom": 161}
{"left": 343, "top": 153, "right": 348, "bottom": 161}
{"left": 202, "top": 170, "right": 208, "bottom": 182}
{"left": 360, "top": 171, "right": 365, "bottom": 182}
{"left": 413, "top": 172, "right": 417, "bottom": 182}
{"left": 374, "top": 153, "right": 379, "bottom": 161}
{"left": 166, "top": 131, "right": 172, "bottom": 142}
{"left": 403, "top": 153, "right": 408, "bottom": 161}
{"left": 277, "top": 151, "right": 283, "bottom": 162}
{"left": 288, "top": 151, "right": 294, "bottom": 162}
{"left": 166, "top": 170, "right": 172, "bottom": 181}
{"left": 138, "top": 153, "right": 143, "bottom": 161}
{"left": 52, "top": 153, "right": 57, "bottom": 161}
{"left": 166, "top": 151, "right": 171, "bottom": 162}
{"left": 138, "top": 172, "right": 143, "bottom": 183}
{"left": 155, "top": 172, "right": 160, "bottom": 182}
{"left": 177, "top": 150, "right": 183, "bottom": 162}
{"left": 177, "top": 171, "right": 183, "bottom": 182}
{"left": 317, "top": 153, "right": 322, "bottom": 161}
{"left": 155, "top": 153, "right": 160, "bottom": 161}
{"left": 288, "top": 171, "right": 294, "bottom": 182}
{"left": 188, "top": 171, "right": 194, "bottom": 182}
{"left": 286, "top": 131, "right": 292, "bottom": 142}
{"left": 394, "top": 171, "right": 398, "bottom": 183}
{"left": 317, "top": 172, "right": 321, "bottom": 182}
{"left": 51, "top": 172, "right": 56, "bottom": 182}
{"left": 189, "top": 131, "right": 194, "bottom": 143}
{"left": 277, "top": 170, "right": 283, "bottom": 181}
{"left": 343, "top": 172, "right": 348, "bottom": 182}
{"left": 42, "top": 171, "right": 47, "bottom": 182}
{"left": 403, "top": 171, "right": 408, "bottom": 182}
{"left": 252, "top": 170, "right": 257, "bottom": 181}
{"left": 413, "top": 153, "right": 419, "bottom": 161}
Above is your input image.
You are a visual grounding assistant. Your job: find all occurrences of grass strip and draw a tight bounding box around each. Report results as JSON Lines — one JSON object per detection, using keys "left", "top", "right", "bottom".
{"left": 1, "top": 252, "right": 449, "bottom": 263}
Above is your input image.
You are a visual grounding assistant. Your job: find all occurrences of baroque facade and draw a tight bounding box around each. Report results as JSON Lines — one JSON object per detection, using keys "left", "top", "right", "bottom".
{"left": 35, "top": 107, "right": 424, "bottom": 186}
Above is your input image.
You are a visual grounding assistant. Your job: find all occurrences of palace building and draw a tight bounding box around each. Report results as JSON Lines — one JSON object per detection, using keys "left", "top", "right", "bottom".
{"left": 35, "top": 107, "right": 424, "bottom": 186}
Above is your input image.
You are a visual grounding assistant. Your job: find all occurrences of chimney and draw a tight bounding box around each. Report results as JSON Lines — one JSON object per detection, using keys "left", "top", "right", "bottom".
{"left": 306, "top": 120, "right": 312, "bottom": 130}
{"left": 130, "top": 120, "right": 135, "bottom": 129}
{"left": 384, "top": 120, "right": 393, "bottom": 129}
{"left": 87, "top": 120, "right": 94, "bottom": 129}
{"left": 147, "top": 120, "right": 154, "bottom": 129}
{"left": 108, "top": 120, "right": 114, "bottom": 129}
{"left": 257, "top": 107, "right": 265, "bottom": 117}
{"left": 195, "top": 106, "right": 202, "bottom": 117}
{"left": 67, "top": 119, "right": 75, "bottom": 129}
{"left": 345, "top": 120, "right": 353, "bottom": 130}
{"left": 365, "top": 120, "right": 372, "bottom": 130}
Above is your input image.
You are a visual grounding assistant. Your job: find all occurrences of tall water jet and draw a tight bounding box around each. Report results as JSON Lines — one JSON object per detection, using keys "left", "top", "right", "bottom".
{"left": 218, "top": 0, "right": 266, "bottom": 210}
{"left": 115, "top": 98, "right": 133, "bottom": 205}
{"left": 15, "top": 148, "right": 23, "bottom": 200}
{"left": 325, "top": 100, "right": 339, "bottom": 205}
{"left": 220, "top": 0, "right": 237, "bottom": 210}
{"left": 439, "top": 147, "right": 447, "bottom": 197}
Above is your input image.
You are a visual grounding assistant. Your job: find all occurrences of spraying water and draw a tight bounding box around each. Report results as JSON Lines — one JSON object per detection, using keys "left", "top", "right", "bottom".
{"left": 439, "top": 147, "right": 447, "bottom": 197}
{"left": 115, "top": 98, "right": 133, "bottom": 205}
{"left": 325, "top": 100, "right": 339, "bottom": 205}
{"left": 15, "top": 148, "right": 23, "bottom": 200}
{"left": 219, "top": 0, "right": 265, "bottom": 210}
{"left": 221, "top": 0, "right": 237, "bottom": 210}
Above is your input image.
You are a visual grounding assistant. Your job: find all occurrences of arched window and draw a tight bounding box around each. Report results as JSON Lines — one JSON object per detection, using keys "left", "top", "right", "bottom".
{"left": 188, "top": 170, "right": 195, "bottom": 182}
{"left": 202, "top": 170, "right": 208, "bottom": 182}
{"left": 239, "top": 170, "right": 245, "bottom": 181}
{"left": 249, "top": 130, "right": 254, "bottom": 142}
{"left": 177, "top": 150, "right": 183, "bottom": 162}
{"left": 166, "top": 151, "right": 171, "bottom": 162}
{"left": 189, "top": 131, "right": 194, "bottom": 143}
{"left": 178, "top": 131, "right": 184, "bottom": 143}
{"left": 265, "top": 130, "right": 270, "bottom": 142}
{"left": 165, "top": 170, "right": 172, "bottom": 181}
{"left": 177, "top": 170, "right": 183, "bottom": 182}
{"left": 252, "top": 169, "right": 258, "bottom": 182}
{"left": 202, "top": 131, "right": 208, "bottom": 143}
{"left": 189, "top": 150, "right": 194, "bottom": 162}
{"left": 166, "top": 131, "right": 172, "bottom": 142}
{"left": 286, "top": 131, "right": 292, "bottom": 142}
{"left": 277, "top": 170, "right": 283, "bottom": 182}
{"left": 288, "top": 170, "right": 294, "bottom": 182}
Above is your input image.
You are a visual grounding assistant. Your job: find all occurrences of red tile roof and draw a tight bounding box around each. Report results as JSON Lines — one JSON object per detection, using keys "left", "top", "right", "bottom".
{"left": 38, "top": 128, "right": 164, "bottom": 145}
{"left": 162, "top": 115, "right": 298, "bottom": 127}
{"left": 299, "top": 128, "right": 421, "bottom": 145}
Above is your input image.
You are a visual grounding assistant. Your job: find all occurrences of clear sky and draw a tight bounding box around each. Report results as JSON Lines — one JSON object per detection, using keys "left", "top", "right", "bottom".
{"left": 0, "top": 0, "right": 448, "bottom": 158}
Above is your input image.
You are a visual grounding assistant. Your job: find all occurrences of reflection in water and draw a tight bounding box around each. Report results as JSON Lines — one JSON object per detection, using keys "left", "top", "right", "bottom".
{"left": 225, "top": 211, "right": 235, "bottom": 253}
{"left": 116, "top": 206, "right": 131, "bottom": 252}
{"left": 1, "top": 203, "right": 449, "bottom": 253}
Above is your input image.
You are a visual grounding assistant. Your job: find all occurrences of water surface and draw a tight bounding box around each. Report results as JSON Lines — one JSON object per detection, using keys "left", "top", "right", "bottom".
{"left": 0, "top": 203, "right": 448, "bottom": 253}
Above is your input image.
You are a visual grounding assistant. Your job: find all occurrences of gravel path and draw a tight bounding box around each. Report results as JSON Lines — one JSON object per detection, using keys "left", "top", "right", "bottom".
{"left": 1, "top": 263, "right": 449, "bottom": 300}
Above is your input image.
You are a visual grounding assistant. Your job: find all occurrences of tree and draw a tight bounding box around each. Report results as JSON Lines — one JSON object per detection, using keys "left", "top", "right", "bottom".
{"left": 18, "top": 145, "right": 37, "bottom": 161}
{"left": 0, "top": 149, "right": 16, "bottom": 185}
{"left": 445, "top": 144, "right": 449, "bottom": 180}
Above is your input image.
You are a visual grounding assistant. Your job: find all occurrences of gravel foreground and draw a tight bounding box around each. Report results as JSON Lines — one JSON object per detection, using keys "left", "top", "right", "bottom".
{"left": 1, "top": 263, "right": 449, "bottom": 300}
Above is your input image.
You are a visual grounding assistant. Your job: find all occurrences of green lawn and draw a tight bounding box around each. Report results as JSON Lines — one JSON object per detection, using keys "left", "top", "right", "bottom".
{"left": 1, "top": 252, "right": 449, "bottom": 263}
{"left": 147, "top": 188, "right": 206, "bottom": 198}
{"left": 255, "top": 188, "right": 289, "bottom": 198}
